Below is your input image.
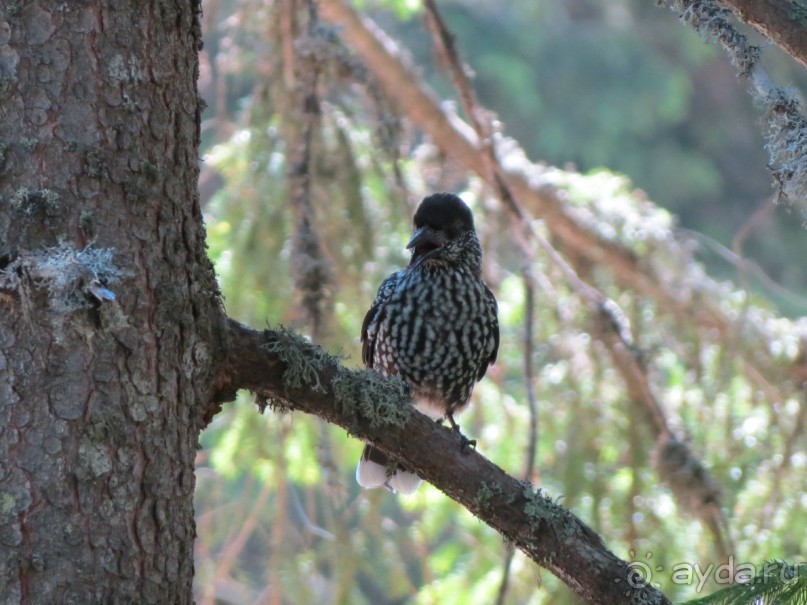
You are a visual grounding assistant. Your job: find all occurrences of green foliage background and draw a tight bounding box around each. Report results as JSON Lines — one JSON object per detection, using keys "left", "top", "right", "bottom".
{"left": 193, "top": 1, "right": 807, "bottom": 603}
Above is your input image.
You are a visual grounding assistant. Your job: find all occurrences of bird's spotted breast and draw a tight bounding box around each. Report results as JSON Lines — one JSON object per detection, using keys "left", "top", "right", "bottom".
{"left": 372, "top": 263, "right": 496, "bottom": 416}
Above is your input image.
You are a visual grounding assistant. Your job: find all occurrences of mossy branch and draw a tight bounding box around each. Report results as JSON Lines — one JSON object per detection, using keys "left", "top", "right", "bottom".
{"left": 660, "top": 0, "right": 807, "bottom": 208}
{"left": 711, "top": 0, "right": 807, "bottom": 73}
{"left": 217, "top": 318, "right": 672, "bottom": 605}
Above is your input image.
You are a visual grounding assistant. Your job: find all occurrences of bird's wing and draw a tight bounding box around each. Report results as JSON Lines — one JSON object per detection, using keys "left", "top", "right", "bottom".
{"left": 477, "top": 283, "right": 499, "bottom": 381}
{"left": 361, "top": 271, "right": 402, "bottom": 369}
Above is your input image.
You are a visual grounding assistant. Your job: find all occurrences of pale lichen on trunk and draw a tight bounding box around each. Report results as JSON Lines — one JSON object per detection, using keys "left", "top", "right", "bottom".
{"left": 0, "top": 1, "right": 220, "bottom": 603}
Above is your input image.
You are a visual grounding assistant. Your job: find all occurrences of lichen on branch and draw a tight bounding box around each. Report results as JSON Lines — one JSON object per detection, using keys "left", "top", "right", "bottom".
{"left": 660, "top": 0, "right": 807, "bottom": 209}
{"left": 220, "top": 318, "right": 672, "bottom": 605}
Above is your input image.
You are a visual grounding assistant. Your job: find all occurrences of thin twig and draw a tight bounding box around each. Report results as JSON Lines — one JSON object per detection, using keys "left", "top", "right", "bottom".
{"left": 199, "top": 477, "right": 275, "bottom": 605}
{"left": 421, "top": 1, "right": 628, "bottom": 316}
{"left": 289, "top": 483, "right": 336, "bottom": 540}
{"left": 422, "top": 7, "right": 552, "bottom": 600}
{"left": 495, "top": 268, "right": 540, "bottom": 605}
{"left": 760, "top": 392, "right": 807, "bottom": 532}
{"left": 318, "top": 0, "right": 807, "bottom": 393}
{"left": 280, "top": 0, "right": 297, "bottom": 90}
{"left": 521, "top": 268, "right": 539, "bottom": 482}
{"left": 672, "top": 205, "right": 807, "bottom": 309}
{"left": 284, "top": 0, "right": 333, "bottom": 342}
{"left": 421, "top": 0, "right": 668, "bottom": 441}
{"left": 421, "top": 0, "right": 732, "bottom": 563}
{"left": 732, "top": 196, "right": 775, "bottom": 259}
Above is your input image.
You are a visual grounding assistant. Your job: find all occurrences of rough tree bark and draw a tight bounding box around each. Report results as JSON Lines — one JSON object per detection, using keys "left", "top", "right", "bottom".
{"left": 715, "top": 0, "right": 807, "bottom": 71}
{"left": 0, "top": 2, "right": 224, "bottom": 603}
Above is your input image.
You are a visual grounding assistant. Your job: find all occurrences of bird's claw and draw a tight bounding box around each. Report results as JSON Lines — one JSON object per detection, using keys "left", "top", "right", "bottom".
{"left": 445, "top": 415, "right": 475, "bottom": 453}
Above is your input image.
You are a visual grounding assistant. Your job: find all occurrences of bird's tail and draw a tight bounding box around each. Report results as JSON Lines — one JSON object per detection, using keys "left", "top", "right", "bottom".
{"left": 356, "top": 444, "right": 421, "bottom": 494}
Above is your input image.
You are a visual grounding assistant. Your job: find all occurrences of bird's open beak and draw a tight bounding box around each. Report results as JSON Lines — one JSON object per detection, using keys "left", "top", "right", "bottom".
{"left": 406, "top": 226, "right": 446, "bottom": 252}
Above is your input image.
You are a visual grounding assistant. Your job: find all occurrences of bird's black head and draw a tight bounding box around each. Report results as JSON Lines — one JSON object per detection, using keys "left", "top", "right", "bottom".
{"left": 407, "top": 193, "right": 481, "bottom": 271}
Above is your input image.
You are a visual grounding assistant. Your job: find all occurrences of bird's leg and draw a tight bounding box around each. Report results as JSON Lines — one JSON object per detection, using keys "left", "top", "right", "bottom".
{"left": 446, "top": 413, "right": 476, "bottom": 452}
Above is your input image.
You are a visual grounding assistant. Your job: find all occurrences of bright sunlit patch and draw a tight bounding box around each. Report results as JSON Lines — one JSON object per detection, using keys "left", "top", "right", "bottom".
{"left": 740, "top": 412, "right": 766, "bottom": 436}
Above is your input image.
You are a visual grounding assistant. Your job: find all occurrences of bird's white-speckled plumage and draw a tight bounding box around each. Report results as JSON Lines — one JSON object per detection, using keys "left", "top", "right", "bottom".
{"left": 356, "top": 194, "right": 499, "bottom": 494}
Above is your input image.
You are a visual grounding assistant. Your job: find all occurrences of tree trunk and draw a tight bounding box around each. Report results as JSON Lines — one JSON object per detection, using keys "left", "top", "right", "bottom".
{"left": 0, "top": 2, "right": 221, "bottom": 603}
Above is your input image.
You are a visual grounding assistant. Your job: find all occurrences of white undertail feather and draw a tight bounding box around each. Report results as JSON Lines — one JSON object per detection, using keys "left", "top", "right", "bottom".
{"left": 355, "top": 457, "right": 422, "bottom": 494}
{"left": 392, "top": 398, "right": 458, "bottom": 493}
{"left": 355, "top": 397, "right": 446, "bottom": 495}
{"left": 387, "top": 471, "right": 421, "bottom": 494}
{"left": 355, "top": 456, "right": 388, "bottom": 489}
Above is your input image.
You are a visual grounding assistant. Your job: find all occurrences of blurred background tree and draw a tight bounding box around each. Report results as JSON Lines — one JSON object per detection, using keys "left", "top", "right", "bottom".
{"left": 193, "top": 0, "right": 807, "bottom": 603}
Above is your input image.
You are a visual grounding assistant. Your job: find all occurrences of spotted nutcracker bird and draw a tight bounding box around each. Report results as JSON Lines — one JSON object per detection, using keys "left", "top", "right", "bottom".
{"left": 356, "top": 193, "right": 499, "bottom": 494}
